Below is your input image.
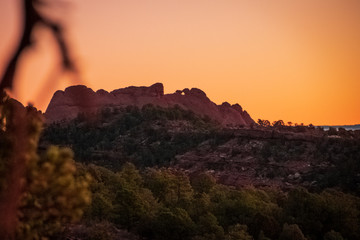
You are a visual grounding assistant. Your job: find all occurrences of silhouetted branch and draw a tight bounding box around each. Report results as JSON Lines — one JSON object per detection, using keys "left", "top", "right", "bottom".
{"left": 0, "top": 0, "right": 75, "bottom": 92}
{"left": 0, "top": 1, "right": 75, "bottom": 238}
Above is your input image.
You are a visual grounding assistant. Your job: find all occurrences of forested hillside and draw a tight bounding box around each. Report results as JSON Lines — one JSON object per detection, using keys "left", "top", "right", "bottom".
{"left": 1, "top": 100, "right": 360, "bottom": 239}
{"left": 60, "top": 162, "right": 360, "bottom": 240}
{"left": 42, "top": 104, "right": 219, "bottom": 169}
{"left": 36, "top": 104, "right": 360, "bottom": 239}
{"left": 42, "top": 105, "right": 360, "bottom": 195}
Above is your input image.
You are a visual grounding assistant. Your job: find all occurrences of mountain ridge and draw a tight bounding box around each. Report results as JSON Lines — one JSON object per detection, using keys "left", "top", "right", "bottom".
{"left": 45, "top": 83, "right": 255, "bottom": 126}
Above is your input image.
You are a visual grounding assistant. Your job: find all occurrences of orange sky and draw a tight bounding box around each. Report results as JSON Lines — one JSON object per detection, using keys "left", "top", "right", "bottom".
{"left": 0, "top": 0, "right": 359, "bottom": 125}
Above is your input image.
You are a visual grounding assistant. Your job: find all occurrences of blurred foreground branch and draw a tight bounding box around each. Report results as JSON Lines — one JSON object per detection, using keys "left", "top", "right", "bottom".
{"left": 0, "top": 1, "right": 82, "bottom": 239}
{"left": 0, "top": 0, "right": 76, "bottom": 92}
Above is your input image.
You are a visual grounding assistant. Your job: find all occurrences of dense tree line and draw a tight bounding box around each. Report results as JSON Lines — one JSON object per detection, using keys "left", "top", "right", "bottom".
{"left": 42, "top": 104, "right": 224, "bottom": 168}
{"left": 64, "top": 162, "right": 360, "bottom": 240}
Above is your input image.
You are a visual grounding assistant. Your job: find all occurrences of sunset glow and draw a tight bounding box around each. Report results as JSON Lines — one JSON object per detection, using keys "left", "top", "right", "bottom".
{"left": 0, "top": 0, "right": 359, "bottom": 125}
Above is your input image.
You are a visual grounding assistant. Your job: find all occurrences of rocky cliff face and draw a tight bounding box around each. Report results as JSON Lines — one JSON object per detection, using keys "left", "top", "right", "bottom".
{"left": 45, "top": 83, "right": 255, "bottom": 126}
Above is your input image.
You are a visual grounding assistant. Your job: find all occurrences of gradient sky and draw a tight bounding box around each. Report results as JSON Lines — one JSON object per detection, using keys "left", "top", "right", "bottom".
{"left": 0, "top": 0, "right": 359, "bottom": 125}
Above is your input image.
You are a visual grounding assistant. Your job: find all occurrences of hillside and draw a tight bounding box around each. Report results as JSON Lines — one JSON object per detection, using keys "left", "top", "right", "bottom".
{"left": 41, "top": 104, "right": 360, "bottom": 195}
{"left": 39, "top": 85, "right": 360, "bottom": 239}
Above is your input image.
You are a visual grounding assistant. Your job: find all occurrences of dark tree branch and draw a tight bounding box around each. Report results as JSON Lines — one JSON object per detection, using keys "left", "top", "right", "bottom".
{"left": 0, "top": 0, "right": 75, "bottom": 92}
{"left": 0, "top": 1, "right": 75, "bottom": 238}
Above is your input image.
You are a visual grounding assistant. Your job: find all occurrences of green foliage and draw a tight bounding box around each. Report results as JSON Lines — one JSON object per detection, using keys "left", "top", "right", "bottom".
{"left": 17, "top": 146, "right": 91, "bottom": 239}
{"left": 78, "top": 162, "right": 360, "bottom": 240}
{"left": 118, "top": 162, "right": 143, "bottom": 188}
{"left": 114, "top": 163, "right": 159, "bottom": 230}
{"left": 153, "top": 207, "right": 196, "bottom": 240}
{"left": 284, "top": 188, "right": 324, "bottom": 238}
{"left": 226, "top": 224, "right": 253, "bottom": 240}
{"left": 195, "top": 212, "right": 225, "bottom": 239}
{"left": 313, "top": 138, "right": 360, "bottom": 193}
{"left": 284, "top": 187, "right": 360, "bottom": 239}
{"left": 248, "top": 212, "right": 280, "bottom": 240}
{"left": 279, "top": 223, "right": 307, "bottom": 240}
{"left": 144, "top": 168, "right": 194, "bottom": 209}
{"left": 42, "top": 105, "right": 218, "bottom": 169}
{"left": 114, "top": 185, "right": 158, "bottom": 229}
{"left": 190, "top": 172, "right": 216, "bottom": 193}
{"left": 209, "top": 186, "right": 282, "bottom": 232}
{"left": 189, "top": 192, "right": 212, "bottom": 219}
{"left": 88, "top": 193, "right": 113, "bottom": 221}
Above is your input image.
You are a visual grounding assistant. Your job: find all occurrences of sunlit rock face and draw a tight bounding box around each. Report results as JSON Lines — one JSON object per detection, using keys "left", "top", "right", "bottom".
{"left": 44, "top": 83, "right": 255, "bottom": 126}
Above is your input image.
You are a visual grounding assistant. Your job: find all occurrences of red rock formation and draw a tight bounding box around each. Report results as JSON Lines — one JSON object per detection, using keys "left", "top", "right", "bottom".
{"left": 44, "top": 83, "right": 255, "bottom": 126}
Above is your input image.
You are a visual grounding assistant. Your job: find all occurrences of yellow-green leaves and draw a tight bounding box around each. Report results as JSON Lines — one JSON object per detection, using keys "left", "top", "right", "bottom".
{"left": 17, "top": 146, "right": 91, "bottom": 239}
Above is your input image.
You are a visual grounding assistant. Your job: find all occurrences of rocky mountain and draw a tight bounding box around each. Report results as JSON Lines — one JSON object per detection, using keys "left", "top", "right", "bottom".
{"left": 44, "top": 83, "right": 254, "bottom": 126}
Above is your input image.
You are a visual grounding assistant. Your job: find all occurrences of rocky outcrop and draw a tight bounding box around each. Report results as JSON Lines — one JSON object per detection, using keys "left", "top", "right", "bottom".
{"left": 44, "top": 83, "right": 255, "bottom": 126}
